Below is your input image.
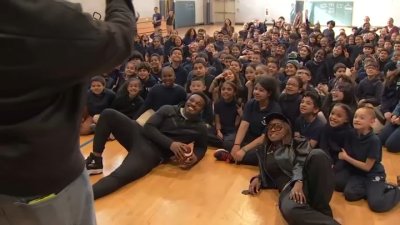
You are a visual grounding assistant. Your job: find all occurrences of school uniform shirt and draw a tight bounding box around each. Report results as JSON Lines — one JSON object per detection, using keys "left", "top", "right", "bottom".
{"left": 150, "top": 70, "right": 162, "bottom": 83}
{"left": 380, "top": 77, "right": 400, "bottom": 114}
{"left": 242, "top": 99, "right": 282, "bottom": 140}
{"left": 152, "top": 12, "right": 162, "bottom": 27}
{"left": 185, "top": 74, "right": 215, "bottom": 96}
{"left": 214, "top": 99, "right": 239, "bottom": 134}
{"left": 133, "top": 41, "right": 147, "bottom": 58}
{"left": 172, "top": 64, "right": 189, "bottom": 87}
{"left": 322, "top": 29, "right": 335, "bottom": 42}
{"left": 356, "top": 76, "right": 383, "bottom": 106}
{"left": 347, "top": 44, "right": 363, "bottom": 64}
{"left": 305, "top": 60, "right": 328, "bottom": 86}
{"left": 111, "top": 94, "right": 144, "bottom": 119}
{"left": 146, "top": 45, "right": 164, "bottom": 57}
{"left": 87, "top": 89, "right": 116, "bottom": 116}
{"left": 294, "top": 115, "right": 326, "bottom": 144}
{"left": 344, "top": 130, "right": 385, "bottom": 177}
{"left": 133, "top": 84, "right": 187, "bottom": 119}
{"left": 140, "top": 75, "right": 158, "bottom": 100}
{"left": 319, "top": 123, "right": 353, "bottom": 163}
{"left": 278, "top": 93, "right": 302, "bottom": 128}
{"left": 325, "top": 54, "right": 351, "bottom": 81}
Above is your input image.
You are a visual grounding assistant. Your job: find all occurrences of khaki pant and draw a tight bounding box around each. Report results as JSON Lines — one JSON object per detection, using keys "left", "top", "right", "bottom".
{"left": 0, "top": 170, "right": 96, "bottom": 225}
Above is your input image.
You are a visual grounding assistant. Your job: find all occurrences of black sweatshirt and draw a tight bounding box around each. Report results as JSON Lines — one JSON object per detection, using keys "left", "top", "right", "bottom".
{"left": 111, "top": 94, "right": 144, "bottom": 119}
{"left": 0, "top": 0, "right": 135, "bottom": 196}
{"left": 87, "top": 89, "right": 115, "bottom": 116}
{"left": 143, "top": 105, "right": 208, "bottom": 162}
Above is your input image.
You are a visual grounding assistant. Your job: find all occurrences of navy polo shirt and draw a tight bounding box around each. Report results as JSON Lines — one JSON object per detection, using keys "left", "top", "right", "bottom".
{"left": 294, "top": 115, "right": 326, "bottom": 143}
{"left": 242, "top": 99, "right": 282, "bottom": 139}
{"left": 345, "top": 130, "right": 385, "bottom": 177}
{"left": 87, "top": 88, "right": 115, "bottom": 116}
{"left": 173, "top": 65, "right": 189, "bottom": 87}
{"left": 214, "top": 99, "right": 238, "bottom": 134}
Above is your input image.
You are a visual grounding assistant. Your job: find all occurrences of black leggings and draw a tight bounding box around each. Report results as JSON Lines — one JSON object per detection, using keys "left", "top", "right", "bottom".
{"left": 279, "top": 149, "right": 340, "bottom": 225}
{"left": 92, "top": 109, "right": 163, "bottom": 199}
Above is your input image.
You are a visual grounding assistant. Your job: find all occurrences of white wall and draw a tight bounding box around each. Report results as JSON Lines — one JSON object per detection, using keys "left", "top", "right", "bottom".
{"left": 66, "top": 0, "right": 158, "bottom": 19}
{"left": 133, "top": 0, "right": 158, "bottom": 18}
{"left": 235, "top": 0, "right": 295, "bottom": 24}
{"left": 67, "top": 0, "right": 105, "bottom": 17}
{"left": 196, "top": 0, "right": 204, "bottom": 24}
{"left": 351, "top": 0, "right": 400, "bottom": 27}
{"left": 66, "top": 0, "right": 400, "bottom": 27}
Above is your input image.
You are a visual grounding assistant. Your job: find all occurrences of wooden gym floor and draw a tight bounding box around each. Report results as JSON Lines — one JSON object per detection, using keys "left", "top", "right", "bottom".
{"left": 80, "top": 136, "right": 400, "bottom": 225}
{"left": 83, "top": 24, "right": 399, "bottom": 225}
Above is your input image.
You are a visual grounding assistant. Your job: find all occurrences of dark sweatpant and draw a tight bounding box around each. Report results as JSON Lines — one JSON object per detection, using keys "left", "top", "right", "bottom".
{"left": 207, "top": 126, "right": 236, "bottom": 150}
{"left": 92, "top": 109, "right": 163, "bottom": 199}
{"left": 279, "top": 149, "right": 340, "bottom": 225}
{"left": 335, "top": 166, "right": 400, "bottom": 212}
{"left": 378, "top": 123, "right": 400, "bottom": 153}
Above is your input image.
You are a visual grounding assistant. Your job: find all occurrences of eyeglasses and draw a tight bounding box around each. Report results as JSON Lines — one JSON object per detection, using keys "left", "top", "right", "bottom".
{"left": 266, "top": 123, "right": 284, "bottom": 131}
{"left": 286, "top": 82, "right": 299, "bottom": 87}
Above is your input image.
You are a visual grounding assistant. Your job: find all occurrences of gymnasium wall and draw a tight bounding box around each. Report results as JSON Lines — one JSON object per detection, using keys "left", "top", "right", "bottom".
{"left": 66, "top": 0, "right": 400, "bottom": 28}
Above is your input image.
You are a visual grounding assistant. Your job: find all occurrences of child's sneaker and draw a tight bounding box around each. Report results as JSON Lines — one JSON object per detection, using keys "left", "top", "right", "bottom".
{"left": 85, "top": 152, "right": 103, "bottom": 175}
{"left": 214, "top": 149, "right": 234, "bottom": 163}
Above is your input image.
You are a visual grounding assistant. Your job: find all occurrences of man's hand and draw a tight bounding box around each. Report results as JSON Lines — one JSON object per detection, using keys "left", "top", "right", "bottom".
{"left": 179, "top": 154, "right": 198, "bottom": 169}
{"left": 170, "top": 142, "right": 187, "bottom": 161}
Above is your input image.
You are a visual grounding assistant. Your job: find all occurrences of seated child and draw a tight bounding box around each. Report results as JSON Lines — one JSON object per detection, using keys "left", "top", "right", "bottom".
{"left": 111, "top": 77, "right": 144, "bottom": 119}
{"left": 335, "top": 106, "right": 400, "bottom": 212}
{"left": 210, "top": 81, "right": 242, "bottom": 152}
{"left": 294, "top": 91, "right": 326, "bottom": 148}
{"left": 136, "top": 61, "right": 158, "bottom": 99}
{"left": 319, "top": 103, "right": 354, "bottom": 164}
{"left": 279, "top": 76, "right": 303, "bottom": 128}
{"left": 81, "top": 76, "right": 115, "bottom": 135}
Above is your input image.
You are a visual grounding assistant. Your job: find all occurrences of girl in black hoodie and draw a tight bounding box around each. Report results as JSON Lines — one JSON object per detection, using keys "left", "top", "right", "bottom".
{"left": 319, "top": 103, "right": 354, "bottom": 164}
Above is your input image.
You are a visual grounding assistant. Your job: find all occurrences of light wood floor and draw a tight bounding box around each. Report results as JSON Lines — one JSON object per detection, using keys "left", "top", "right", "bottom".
{"left": 80, "top": 136, "right": 400, "bottom": 225}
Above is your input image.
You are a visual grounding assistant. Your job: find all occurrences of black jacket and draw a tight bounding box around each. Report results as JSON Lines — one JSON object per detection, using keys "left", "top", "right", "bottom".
{"left": 143, "top": 105, "right": 208, "bottom": 164}
{"left": 0, "top": 0, "right": 135, "bottom": 196}
{"left": 253, "top": 140, "right": 312, "bottom": 190}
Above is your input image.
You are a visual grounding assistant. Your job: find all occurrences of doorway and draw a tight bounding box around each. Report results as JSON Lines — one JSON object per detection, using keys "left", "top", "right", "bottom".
{"left": 159, "top": 0, "right": 174, "bottom": 18}
{"left": 213, "top": 0, "right": 236, "bottom": 24}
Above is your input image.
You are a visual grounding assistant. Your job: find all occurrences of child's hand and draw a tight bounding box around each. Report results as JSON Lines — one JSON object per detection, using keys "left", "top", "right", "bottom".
{"left": 358, "top": 99, "right": 366, "bottom": 105}
{"left": 217, "top": 72, "right": 226, "bottom": 80}
{"left": 317, "top": 83, "right": 329, "bottom": 95}
{"left": 393, "top": 117, "right": 400, "bottom": 125}
{"left": 92, "top": 114, "right": 100, "bottom": 124}
{"left": 338, "top": 148, "right": 349, "bottom": 161}
{"left": 245, "top": 80, "right": 253, "bottom": 88}
{"left": 384, "top": 112, "right": 393, "bottom": 121}
{"left": 344, "top": 49, "right": 349, "bottom": 58}
{"left": 232, "top": 148, "right": 246, "bottom": 162}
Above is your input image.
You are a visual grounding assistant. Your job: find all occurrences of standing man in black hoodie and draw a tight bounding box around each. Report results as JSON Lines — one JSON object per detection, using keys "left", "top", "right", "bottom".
{"left": 0, "top": 0, "right": 136, "bottom": 224}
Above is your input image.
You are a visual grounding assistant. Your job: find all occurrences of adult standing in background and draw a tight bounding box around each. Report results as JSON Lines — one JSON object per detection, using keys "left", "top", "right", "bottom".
{"left": 153, "top": 6, "right": 162, "bottom": 32}
{"left": 221, "top": 18, "right": 235, "bottom": 37}
{"left": 0, "top": 0, "right": 136, "bottom": 224}
{"left": 166, "top": 10, "right": 175, "bottom": 35}
{"left": 386, "top": 17, "right": 399, "bottom": 36}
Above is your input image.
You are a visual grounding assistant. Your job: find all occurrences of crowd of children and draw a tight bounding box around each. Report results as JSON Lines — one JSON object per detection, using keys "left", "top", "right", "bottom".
{"left": 82, "top": 11, "right": 400, "bottom": 221}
